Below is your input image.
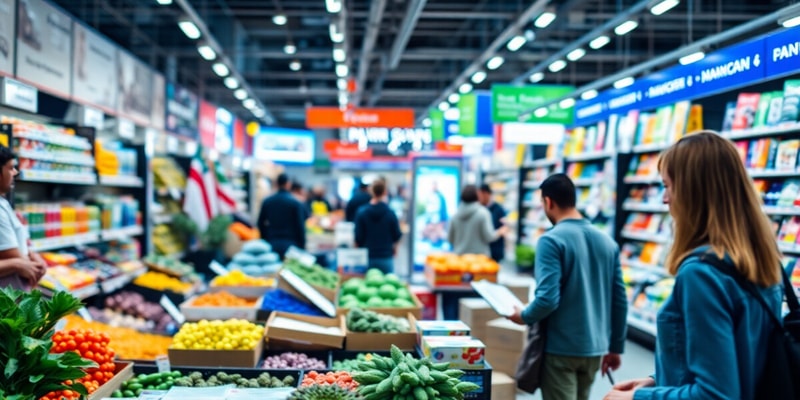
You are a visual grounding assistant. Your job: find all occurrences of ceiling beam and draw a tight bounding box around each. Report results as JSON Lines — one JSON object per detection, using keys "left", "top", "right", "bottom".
{"left": 353, "top": 0, "right": 387, "bottom": 106}
{"left": 388, "top": 0, "right": 428, "bottom": 69}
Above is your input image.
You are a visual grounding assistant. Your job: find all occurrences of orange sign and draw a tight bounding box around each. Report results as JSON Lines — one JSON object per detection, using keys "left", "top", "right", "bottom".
{"left": 323, "top": 140, "right": 373, "bottom": 159}
{"left": 306, "top": 107, "right": 415, "bottom": 129}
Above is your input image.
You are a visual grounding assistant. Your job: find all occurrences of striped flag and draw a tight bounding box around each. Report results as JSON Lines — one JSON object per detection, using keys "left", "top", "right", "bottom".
{"left": 215, "top": 164, "right": 238, "bottom": 215}
{"left": 183, "top": 149, "right": 217, "bottom": 232}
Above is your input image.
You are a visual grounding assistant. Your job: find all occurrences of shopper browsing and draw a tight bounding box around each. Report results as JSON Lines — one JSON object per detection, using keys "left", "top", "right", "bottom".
{"left": 345, "top": 180, "right": 372, "bottom": 223}
{"left": 508, "top": 174, "right": 628, "bottom": 400}
{"left": 354, "top": 178, "right": 402, "bottom": 274}
{"left": 0, "top": 147, "right": 46, "bottom": 289}
{"left": 478, "top": 184, "right": 507, "bottom": 262}
{"left": 448, "top": 185, "right": 508, "bottom": 256}
{"left": 257, "top": 173, "right": 307, "bottom": 260}
{"left": 604, "top": 132, "right": 785, "bottom": 400}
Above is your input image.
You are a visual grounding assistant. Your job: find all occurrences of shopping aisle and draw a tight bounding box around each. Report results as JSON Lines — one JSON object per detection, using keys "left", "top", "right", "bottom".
{"left": 516, "top": 341, "right": 655, "bottom": 400}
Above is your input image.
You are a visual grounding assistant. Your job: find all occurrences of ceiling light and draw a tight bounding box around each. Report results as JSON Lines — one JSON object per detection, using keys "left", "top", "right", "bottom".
{"left": 156, "top": 0, "right": 172, "bottom": 4}
{"left": 559, "top": 98, "right": 575, "bottom": 109}
{"left": 284, "top": 43, "right": 297, "bottom": 55}
{"left": 272, "top": 14, "right": 287, "bottom": 25}
{"left": 333, "top": 48, "right": 346, "bottom": 62}
{"left": 448, "top": 93, "right": 460, "bottom": 104}
{"left": 471, "top": 71, "right": 487, "bottom": 84}
{"left": 422, "top": 118, "right": 432, "bottom": 128}
{"left": 339, "top": 92, "right": 348, "bottom": 105}
{"left": 566, "top": 48, "right": 586, "bottom": 61}
{"left": 589, "top": 35, "right": 611, "bottom": 49}
{"left": 197, "top": 44, "right": 216, "bottom": 60}
{"left": 212, "top": 62, "right": 229, "bottom": 77}
{"left": 234, "top": 89, "right": 247, "bottom": 100}
{"left": 438, "top": 102, "right": 450, "bottom": 111}
{"left": 615, "top": 20, "right": 639, "bottom": 36}
{"left": 581, "top": 89, "right": 598, "bottom": 100}
{"left": 243, "top": 99, "right": 256, "bottom": 109}
{"left": 506, "top": 35, "right": 527, "bottom": 52}
{"left": 781, "top": 15, "right": 800, "bottom": 28}
{"left": 289, "top": 60, "right": 302, "bottom": 71}
{"left": 178, "top": 20, "right": 201, "bottom": 40}
{"left": 679, "top": 51, "right": 705, "bottom": 65}
{"left": 224, "top": 77, "right": 239, "bottom": 89}
{"left": 614, "top": 76, "right": 635, "bottom": 89}
{"left": 253, "top": 110, "right": 265, "bottom": 118}
{"left": 529, "top": 72, "right": 544, "bottom": 83}
{"left": 337, "top": 78, "right": 347, "bottom": 90}
{"left": 650, "top": 0, "right": 680, "bottom": 15}
{"left": 326, "top": 0, "right": 342, "bottom": 13}
{"left": 458, "top": 83, "right": 473, "bottom": 94}
{"left": 534, "top": 107, "right": 549, "bottom": 118}
{"left": 486, "top": 56, "right": 505, "bottom": 70}
{"left": 329, "top": 24, "right": 344, "bottom": 43}
{"left": 548, "top": 60, "right": 567, "bottom": 72}
{"left": 336, "top": 64, "right": 349, "bottom": 77}
{"left": 444, "top": 108, "right": 460, "bottom": 120}
{"left": 534, "top": 11, "right": 556, "bottom": 28}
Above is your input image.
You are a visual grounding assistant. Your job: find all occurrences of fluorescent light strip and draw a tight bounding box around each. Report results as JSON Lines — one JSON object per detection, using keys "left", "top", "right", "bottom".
{"left": 506, "top": 35, "right": 527, "bottom": 52}
{"left": 614, "top": 77, "right": 635, "bottom": 89}
{"left": 589, "top": 35, "right": 611, "bottom": 49}
{"left": 487, "top": 56, "right": 505, "bottom": 70}
{"left": 197, "top": 45, "right": 216, "bottom": 60}
{"left": 422, "top": 118, "right": 432, "bottom": 127}
{"left": 559, "top": 98, "right": 575, "bottom": 109}
{"left": 679, "top": 51, "right": 705, "bottom": 65}
{"left": 650, "top": 0, "right": 680, "bottom": 16}
{"left": 534, "top": 107, "right": 549, "bottom": 118}
{"left": 339, "top": 92, "right": 348, "bottom": 105}
{"left": 289, "top": 61, "right": 302, "bottom": 71}
{"left": 615, "top": 20, "right": 639, "bottom": 36}
{"left": 333, "top": 48, "right": 346, "bottom": 62}
{"left": 783, "top": 15, "right": 800, "bottom": 28}
{"left": 566, "top": 48, "right": 586, "bottom": 61}
{"left": 224, "top": 77, "right": 239, "bottom": 89}
{"left": 548, "top": 60, "right": 567, "bottom": 72}
{"left": 448, "top": 93, "right": 460, "bottom": 104}
{"left": 178, "top": 20, "right": 201, "bottom": 40}
{"left": 156, "top": 0, "right": 172, "bottom": 4}
{"left": 284, "top": 44, "right": 297, "bottom": 55}
{"left": 438, "top": 101, "right": 450, "bottom": 111}
{"left": 243, "top": 99, "right": 256, "bottom": 109}
{"left": 471, "top": 71, "right": 487, "bottom": 84}
{"left": 212, "top": 62, "right": 229, "bottom": 77}
{"left": 534, "top": 12, "right": 556, "bottom": 28}
{"left": 234, "top": 89, "right": 247, "bottom": 100}
{"left": 273, "top": 14, "right": 287, "bottom": 25}
{"left": 529, "top": 72, "right": 544, "bottom": 83}
{"left": 337, "top": 78, "right": 347, "bottom": 90}
{"left": 329, "top": 24, "right": 344, "bottom": 43}
{"left": 326, "top": 0, "right": 342, "bottom": 13}
{"left": 581, "top": 89, "right": 598, "bottom": 100}
{"left": 459, "top": 83, "right": 473, "bottom": 94}
{"left": 336, "top": 64, "right": 349, "bottom": 77}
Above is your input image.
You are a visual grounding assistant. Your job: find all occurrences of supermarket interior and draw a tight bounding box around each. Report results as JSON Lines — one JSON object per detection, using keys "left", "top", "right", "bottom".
{"left": 1, "top": 0, "right": 800, "bottom": 399}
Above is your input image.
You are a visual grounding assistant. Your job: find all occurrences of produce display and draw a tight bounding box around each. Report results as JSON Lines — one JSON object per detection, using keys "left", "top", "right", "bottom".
{"left": 112, "top": 370, "right": 295, "bottom": 396}
{"left": 260, "top": 289, "right": 327, "bottom": 317}
{"left": 63, "top": 315, "right": 172, "bottom": 360}
{"left": 346, "top": 308, "right": 410, "bottom": 333}
{"left": 288, "top": 384, "right": 362, "bottom": 400}
{"left": 97, "top": 291, "right": 177, "bottom": 333}
{"left": 331, "top": 353, "right": 377, "bottom": 372}
{"left": 339, "top": 269, "right": 416, "bottom": 309}
{"left": 191, "top": 291, "right": 258, "bottom": 307}
{"left": 425, "top": 253, "right": 500, "bottom": 274}
{"left": 284, "top": 259, "right": 340, "bottom": 289}
{"left": 301, "top": 370, "right": 358, "bottom": 391}
{"left": 143, "top": 254, "right": 195, "bottom": 277}
{"left": 170, "top": 319, "right": 264, "bottom": 350}
{"left": 134, "top": 271, "right": 194, "bottom": 293}
{"left": 262, "top": 352, "right": 327, "bottom": 370}
{"left": 227, "top": 239, "right": 282, "bottom": 276}
{"left": 45, "top": 329, "right": 117, "bottom": 399}
{"left": 350, "top": 345, "right": 479, "bottom": 400}
{"left": 211, "top": 270, "right": 275, "bottom": 287}
{"left": 38, "top": 266, "right": 97, "bottom": 291}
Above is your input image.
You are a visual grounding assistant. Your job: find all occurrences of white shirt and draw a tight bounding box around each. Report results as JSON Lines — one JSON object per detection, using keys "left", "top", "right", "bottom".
{"left": 0, "top": 196, "right": 29, "bottom": 289}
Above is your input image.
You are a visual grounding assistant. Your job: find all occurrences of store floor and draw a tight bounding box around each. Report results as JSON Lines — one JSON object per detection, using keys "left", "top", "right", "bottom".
{"left": 515, "top": 340, "right": 656, "bottom": 400}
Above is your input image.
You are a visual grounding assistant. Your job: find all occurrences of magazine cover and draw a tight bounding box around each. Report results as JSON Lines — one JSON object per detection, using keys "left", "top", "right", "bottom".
{"left": 732, "top": 93, "right": 761, "bottom": 130}
{"left": 780, "top": 80, "right": 800, "bottom": 124}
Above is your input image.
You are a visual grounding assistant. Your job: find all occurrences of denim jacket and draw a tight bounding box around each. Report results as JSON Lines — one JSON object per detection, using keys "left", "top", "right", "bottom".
{"left": 634, "top": 248, "right": 782, "bottom": 400}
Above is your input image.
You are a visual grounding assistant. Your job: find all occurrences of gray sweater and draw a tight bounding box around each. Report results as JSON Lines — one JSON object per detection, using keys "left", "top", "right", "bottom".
{"left": 448, "top": 202, "right": 498, "bottom": 256}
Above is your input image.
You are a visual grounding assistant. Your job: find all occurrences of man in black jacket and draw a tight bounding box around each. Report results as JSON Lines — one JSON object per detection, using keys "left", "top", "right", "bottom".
{"left": 345, "top": 181, "right": 372, "bottom": 222}
{"left": 479, "top": 184, "right": 507, "bottom": 262}
{"left": 355, "top": 178, "right": 402, "bottom": 274}
{"left": 257, "top": 174, "right": 307, "bottom": 259}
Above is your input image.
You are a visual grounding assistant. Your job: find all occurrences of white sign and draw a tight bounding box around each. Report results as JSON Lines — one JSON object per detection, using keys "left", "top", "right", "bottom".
{"left": 159, "top": 294, "right": 186, "bottom": 324}
{"left": 2, "top": 78, "right": 38, "bottom": 113}
{"left": 285, "top": 246, "right": 316, "bottom": 267}
{"left": 500, "top": 122, "right": 565, "bottom": 144}
{"left": 117, "top": 118, "right": 135, "bottom": 139}
{"left": 73, "top": 24, "right": 117, "bottom": 111}
{"left": 15, "top": 0, "right": 73, "bottom": 96}
{"left": 81, "top": 106, "right": 104, "bottom": 131}
{"left": 336, "top": 248, "right": 368, "bottom": 276}
{"left": 155, "top": 355, "right": 171, "bottom": 373}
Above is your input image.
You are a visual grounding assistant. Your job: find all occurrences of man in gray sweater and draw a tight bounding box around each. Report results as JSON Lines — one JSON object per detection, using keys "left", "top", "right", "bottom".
{"left": 448, "top": 185, "right": 507, "bottom": 256}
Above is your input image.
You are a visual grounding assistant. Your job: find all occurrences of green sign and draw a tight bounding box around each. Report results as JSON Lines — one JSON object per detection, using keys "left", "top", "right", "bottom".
{"left": 458, "top": 93, "right": 477, "bottom": 136}
{"left": 430, "top": 109, "right": 445, "bottom": 141}
{"left": 491, "top": 84, "right": 574, "bottom": 124}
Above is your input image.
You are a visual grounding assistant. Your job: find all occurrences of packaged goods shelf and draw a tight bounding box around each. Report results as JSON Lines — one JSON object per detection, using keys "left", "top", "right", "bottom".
{"left": 621, "top": 230, "right": 671, "bottom": 244}
{"left": 17, "top": 150, "right": 96, "bottom": 167}
{"left": 622, "top": 202, "right": 670, "bottom": 213}
{"left": 525, "top": 158, "right": 560, "bottom": 168}
{"left": 14, "top": 130, "right": 92, "bottom": 150}
{"left": 564, "top": 150, "right": 615, "bottom": 163}
{"left": 101, "top": 225, "right": 145, "bottom": 241}
{"left": 99, "top": 175, "right": 145, "bottom": 188}
{"left": 721, "top": 123, "right": 800, "bottom": 141}
{"left": 623, "top": 175, "right": 662, "bottom": 185}
{"left": 18, "top": 170, "right": 97, "bottom": 185}
{"left": 747, "top": 169, "right": 800, "bottom": 179}
{"left": 522, "top": 180, "right": 542, "bottom": 189}
{"left": 631, "top": 142, "right": 672, "bottom": 154}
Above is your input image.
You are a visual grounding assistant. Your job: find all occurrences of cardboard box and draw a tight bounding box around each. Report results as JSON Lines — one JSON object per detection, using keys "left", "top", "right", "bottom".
{"left": 168, "top": 338, "right": 264, "bottom": 368}
{"left": 486, "top": 318, "right": 528, "bottom": 352}
{"left": 266, "top": 312, "right": 345, "bottom": 351}
{"left": 337, "top": 284, "right": 424, "bottom": 319}
{"left": 346, "top": 312, "right": 418, "bottom": 351}
{"left": 471, "top": 326, "right": 488, "bottom": 343}
{"left": 89, "top": 362, "right": 134, "bottom": 400}
{"left": 415, "top": 320, "right": 470, "bottom": 347}
{"left": 504, "top": 282, "right": 531, "bottom": 303}
{"left": 459, "top": 298, "right": 499, "bottom": 332}
{"left": 421, "top": 336, "right": 485, "bottom": 369}
{"left": 491, "top": 372, "right": 517, "bottom": 400}
{"left": 208, "top": 285, "right": 273, "bottom": 299}
{"left": 179, "top": 296, "right": 261, "bottom": 322}
{"left": 485, "top": 347, "right": 520, "bottom": 376}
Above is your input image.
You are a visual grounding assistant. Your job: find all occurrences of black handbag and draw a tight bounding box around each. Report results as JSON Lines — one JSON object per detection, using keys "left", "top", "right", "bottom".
{"left": 515, "top": 320, "right": 547, "bottom": 393}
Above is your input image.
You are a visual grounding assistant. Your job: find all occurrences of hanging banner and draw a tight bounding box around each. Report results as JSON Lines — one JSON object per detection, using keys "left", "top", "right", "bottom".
{"left": 253, "top": 127, "right": 315, "bottom": 164}
{"left": 475, "top": 92, "right": 494, "bottom": 136}
{"left": 117, "top": 50, "right": 153, "bottom": 125}
{"left": 430, "top": 109, "right": 445, "bottom": 141}
{"left": 72, "top": 24, "right": 117, "bottom": 113}
{"left": 165, "top": 82, "right": 199, "bottom": 140}
{"left": 306, "top": 107, "right": 415, "bottom": 128}
{"left": 458, "top": 93, "right": 477, "bottom": 136}
{"left": 491, "top": 84, "right": 574, "bottom": 124}
{"left": 198, "top": 100, "right": 217, "bottom": 148}
{"left": 233, "top": 118, "right": 245, "bottom": 153}
{"left": 0, "top": 0, "right": 15, "bottom": 77}
{"left": 150, "top": 73, "right": 166, "bottom": 130}
{"left": 216, "top": 107, "right": 234, "bottom": 154}
{"left": 16, "top": 0, "right": 72, "bottom": 97}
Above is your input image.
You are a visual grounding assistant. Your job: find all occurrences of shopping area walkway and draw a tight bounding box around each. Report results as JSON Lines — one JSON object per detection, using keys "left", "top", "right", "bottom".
{"left": 516, "top": 340, "right": 656, "bottom": 400}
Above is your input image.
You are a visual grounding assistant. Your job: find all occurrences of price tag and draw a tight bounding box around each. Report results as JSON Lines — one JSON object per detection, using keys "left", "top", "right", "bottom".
{"left": 155, "top": 355, "right": 171, "bottom": 373}
{"left": 77, "top": 307, "right": 93, "bottom": 322}
{"left": 336, "top": 248, "right": 369, "bottom": 276}
{"left": 209, "top": 260, "right": 228, "bottom": 276}
{"left": 159, "top": 294, "right": 186, "bottom": 325}
{"left": 286, "top": 246, "right": 317, "bottom": 267}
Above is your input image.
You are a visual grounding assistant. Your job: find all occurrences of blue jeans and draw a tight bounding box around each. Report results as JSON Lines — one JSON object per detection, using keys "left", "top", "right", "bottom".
{"left": 369, "top": 258, "right": 394, "bottom": 274}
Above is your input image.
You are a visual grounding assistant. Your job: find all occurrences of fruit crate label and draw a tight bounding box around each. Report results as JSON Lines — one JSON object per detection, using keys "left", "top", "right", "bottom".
{"left": 155, "top": 354, "right": 170, "bottom": 373}
{"left": 160, "top": 294, "right": 186, "bottom": 324}
{"left": 209, "top": 260, "right": 228, "bottom": 276}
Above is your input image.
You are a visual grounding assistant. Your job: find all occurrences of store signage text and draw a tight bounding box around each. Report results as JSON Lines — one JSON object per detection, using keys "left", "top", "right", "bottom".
{"left": 700, "top": 55, "right": 755, "bottom": 84}
{"left": 346, "top": 127, "right": 432, "bottom": 155}
{"left": 773, "top": 41, "right": 799, "bottom": 62}
{"left": 648, "top": 77, "right": 687, "bottom": 98}
{"left": 306, "top": 107, "right": 415, "bottom": 128}
{"left": 491, "top": 84, "right": 574, "bottom": 124}
{"left": 576, "top": 103, "right": 603, "bottom": 119}
{"left": 168, "top": 99, "right": 196, "bottom": 121}
{"left": 2, "top": 78, "right": 37, "bottom": 113}
{"left": 766, "top": 27, "right": 800, "bottom": 77}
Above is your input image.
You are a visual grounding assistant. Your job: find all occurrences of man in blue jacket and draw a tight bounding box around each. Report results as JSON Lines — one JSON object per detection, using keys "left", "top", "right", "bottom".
{"left": 509, "top": 174, "right": 628, "bottom": 400}
{"left": 257, "top": 173, "right": 307, "bottom": 259}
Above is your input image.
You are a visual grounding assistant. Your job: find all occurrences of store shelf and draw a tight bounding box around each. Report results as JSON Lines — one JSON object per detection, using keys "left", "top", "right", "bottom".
{"left": 101, "top": 225, "right": 144, "bottom": 241}
{"left": 631, "top": 142, "right": 672, "bottom": 154}
{"left": 17, "top": 150, "right": 96, "bottom": 167}
{"left": 721, "top": 123, "right": 800, "bottom": 141}
{"left": 621, "top": 230, "right": 671, "bottom": 244}
{"left": 30, "top": 232, "right": 101, "bottom": 252}
{"left": 622, "top": 202, "right": 669, "bottom": 213}
{"left": 522, "top": 180, "right": 542, "bottom": 189}
{"left": 525, "top": 158, "right": 560, "bottom": 168}
{"left": 18, "top": 170, "right": 97, "bottom": 185}
{"left": 747, "top": 169, "right": 800, "bottom": 179}
{"left": 99, "top": 175, "right": 145, "bottom": 188}
{"left": 623, "top": 175, "right": 661, "bottom": 185}
{"left": 564, "top": 150, "right": 615, "bottom": 163}
{"left": 621, "top": 258, "right": 668, "bottom": 275}
{"left": 39, "top": 283, "right": 100, "bottom": 300}
{"left": 762, "top": 206, "right": 800, "bottom": 216}
{"left": 572, "top": 177, "right": 604, "bottom": 187}
{"left": 99, "top": 267, "right": 147, "bottom": 294}
{"left": 15, "top": 130, "right": 92, "bottom": 150}
{"left": 627, "top": 316, "right": 658, "bottom": 337}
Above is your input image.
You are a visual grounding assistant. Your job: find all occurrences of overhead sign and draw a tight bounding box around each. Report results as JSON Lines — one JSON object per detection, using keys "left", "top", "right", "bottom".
{"left": 72, "top": 24, "right": 117, "bottom": 112}
{"left": 345, "top": 127, "right": 433, "bottom": 157}
{"left": 430, "top": 109, "right": 445, "bottom": 141}
{"left": 198, "top": 100, "right": 217, "bottom": 149}
{"left": 151, "top": 73, "right": 166, "bottom": 130}
{"left": 491, "top": 84, "right": 574, "bottom": 124}
{"left": 306, "top": 107, "right": 415, "bottom": 128}
{"left": 117, "top": 50, "right": 153, "bottom": 125}
{"left": 0, "top": 0, "right": 15, "bottom": 76}
{"left": 16, "top": 0, "right": 73, "bottom": 97}
{"left": 216, "top": 107, "right": 234, "bottom": 154}
{"left": 458, "top": 93, "right": 477, "bottom": 136}
{"left": 165, "top": 82, "right": 199, "bottom": 140}
{"left": 253, "top": 127, "right": 315, "bottom": 164}
{"left": 765, "top": 27, "right": 800, "bottom": 78}
{"left": 692, "top": 37, "right": 765, "bottom": 95}
{"left": 2, "top": 78, "right": 38, "bottom": 113}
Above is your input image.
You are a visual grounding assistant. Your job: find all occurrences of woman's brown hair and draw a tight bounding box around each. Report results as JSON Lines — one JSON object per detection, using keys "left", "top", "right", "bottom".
{"left": 659, "top": 131, "right": 782, "bottom": 287}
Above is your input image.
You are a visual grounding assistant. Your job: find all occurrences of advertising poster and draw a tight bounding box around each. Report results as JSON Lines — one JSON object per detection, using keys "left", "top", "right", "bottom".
{"left": 410, "top": 158, "right": 462, "bottom": 272}
{"left": 233, "top": 118, "right": 245, "bottom": 154}
{"left": 117, "top": 50, "right": 153, "bottom": 125}
{"left": 16, "top": 0, "right": 72, "bottom": 97}
{"left": 253, "top": 127, "right": 315, "bottom": 164}
{"left": 72, "top": 24, "right": 117, "bottom": 112}
{"left": 491, "top": 84, "right": 574, "bottom": 124}
{"left": 165, "top": 82, "right": 199, "bottom": 140}
{"left": 198, "top": 100, "right": 217, "bottom": 148}
{"left": 0, "top": 0, "right": 15, "bottom": 76}
{"left": 150, "top": 73, "right": 165, "bottom": 130}
{"left": 216, "top": 107, "right": 234, "bottom": 154}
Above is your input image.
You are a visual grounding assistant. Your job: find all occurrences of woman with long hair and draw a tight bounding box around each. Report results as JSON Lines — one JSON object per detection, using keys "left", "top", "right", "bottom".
{"left": 605, "top": 131, "right": 783, "bottom": 399}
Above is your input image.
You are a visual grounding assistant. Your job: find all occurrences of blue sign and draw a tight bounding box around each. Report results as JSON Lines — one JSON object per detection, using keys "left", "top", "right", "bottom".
{"left": 475, "top": 92, "right": 494, "bottom": 137}
{"left": 765, "top": 27, "right": 800, "bottom": 78}
{"left": 692, "top": 37, "right": 765, "bottom": 95}
{"left": 636, "top": 63, "right": 697, "bottom": 110}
